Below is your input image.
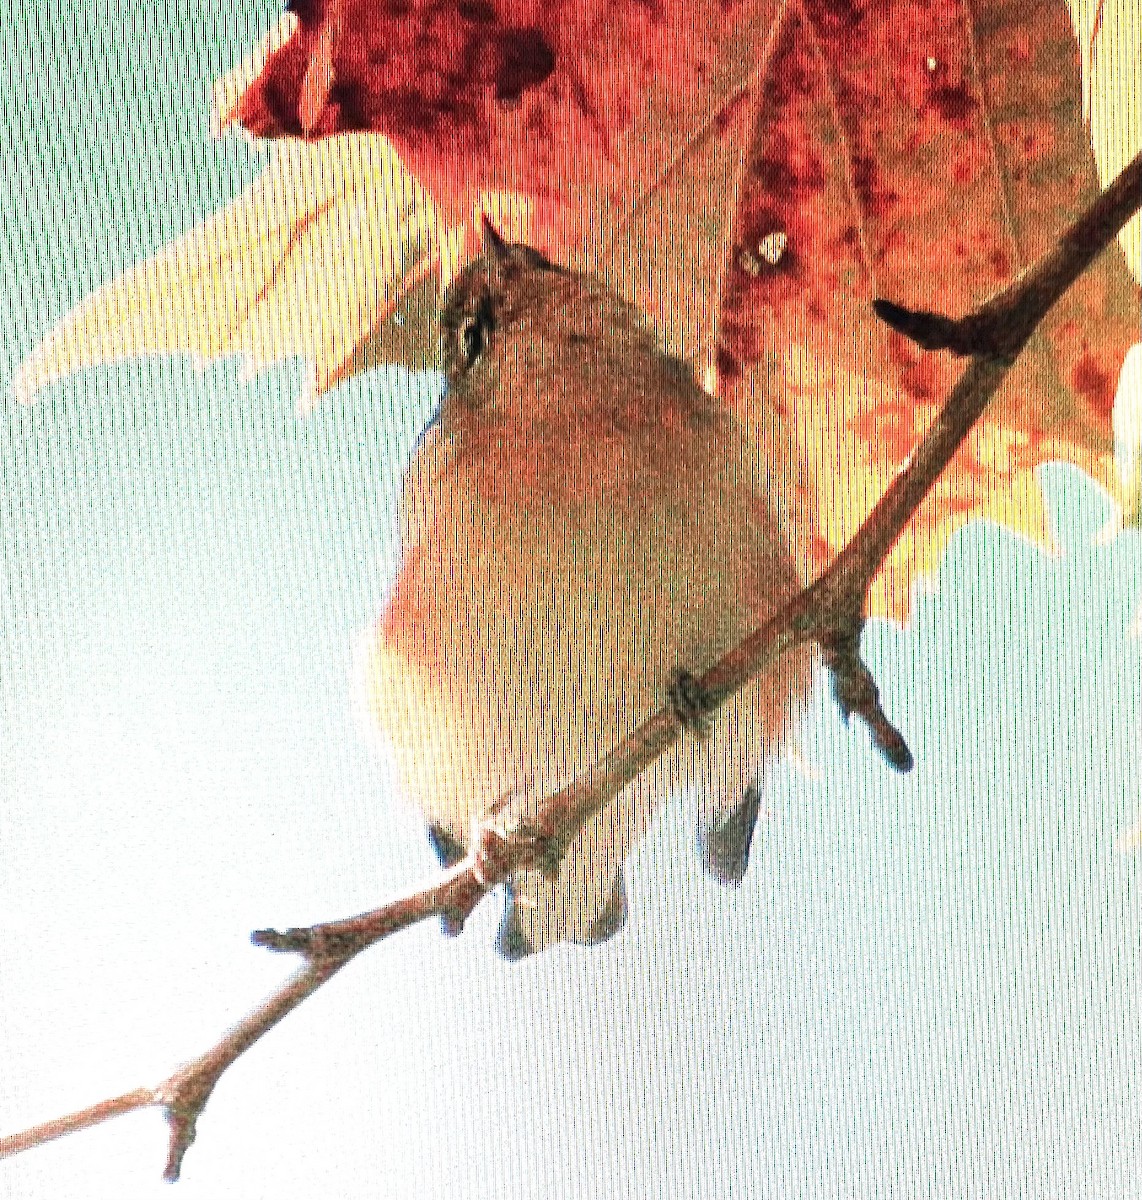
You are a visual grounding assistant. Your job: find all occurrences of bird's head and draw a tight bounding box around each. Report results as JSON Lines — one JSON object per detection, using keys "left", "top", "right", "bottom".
{"left": 438, "top": 220, "right": 669, "bottom": 421}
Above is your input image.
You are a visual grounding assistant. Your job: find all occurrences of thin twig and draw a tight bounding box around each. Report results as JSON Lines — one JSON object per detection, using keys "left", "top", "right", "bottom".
{"left": 3, "top": 146, "right": 1139, "bottom": 1184}
{"left": 0, "top": 1089, "right": 158, "bottom": 1161}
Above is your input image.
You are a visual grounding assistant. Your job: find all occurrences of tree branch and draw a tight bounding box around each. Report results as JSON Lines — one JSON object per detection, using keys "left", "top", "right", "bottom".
{"left": 3, "top": 146, "right": 1139, "bottom": 1183}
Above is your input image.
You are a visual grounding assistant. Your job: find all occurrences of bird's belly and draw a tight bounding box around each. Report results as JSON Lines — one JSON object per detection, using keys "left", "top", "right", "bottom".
{"left": 364, "top": 444, "right": 786, "bottom": 843}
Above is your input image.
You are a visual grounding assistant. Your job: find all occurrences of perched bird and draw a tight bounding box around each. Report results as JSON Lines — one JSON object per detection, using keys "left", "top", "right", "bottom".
{"left": 360, "top": 222, "right": 811, "bottom": 959}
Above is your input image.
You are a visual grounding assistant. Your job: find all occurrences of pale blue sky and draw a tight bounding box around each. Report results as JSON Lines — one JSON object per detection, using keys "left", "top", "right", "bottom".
{"left": 2, "top": 5, "right": 1140, "bottom": 1199}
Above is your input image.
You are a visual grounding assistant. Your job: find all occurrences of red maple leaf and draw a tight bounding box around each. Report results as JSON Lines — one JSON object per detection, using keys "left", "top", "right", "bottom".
{"left": 177, "top": 0, "right": 1142, "bottom": 615}
{"left": 17, "top": 0, "right": 1141, "bottom": 617}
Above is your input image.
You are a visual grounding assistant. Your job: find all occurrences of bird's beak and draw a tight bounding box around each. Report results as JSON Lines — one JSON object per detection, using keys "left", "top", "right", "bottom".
{"left": 481, "top": 215, "right": 511, "bottom": 265}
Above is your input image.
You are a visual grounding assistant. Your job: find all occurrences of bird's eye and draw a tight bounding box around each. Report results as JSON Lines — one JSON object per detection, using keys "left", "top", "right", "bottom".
{"left": 456, "top": 293, "right": 496, "bottom": 373}
{"left": 461, "top": 316, "right": 486, "bottom": 369}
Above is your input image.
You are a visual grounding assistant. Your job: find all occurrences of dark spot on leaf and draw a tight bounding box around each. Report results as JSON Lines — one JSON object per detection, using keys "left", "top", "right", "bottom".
{"left": 850, "top": 154, "right": 898, "bottom": 216}
{"left": 802, "top": 0, "right": 863, "bottom": 31}
{"left": 752, "top": 134, "right": 824, "bottom": 205}
{"left": 457, "top": 0, "right": 495, "bottom": 21}
{"left": 1072, "top": 349, "right": 1113, "bottom": 418}
{"left": 850, "top": 155, "right": 877, "bottom": 205}
{"left": 715, "top": 346, "right": 742, "bottom": 381}
{"left": 988, "top": 247, "right": 1012, "bottom": 278}
{"left": 326, "top": 84, "right": 369, "bottom": 132}
{"left": 927, "top": 83, "right": 977, "bottom": 123}
{"left": 767, "top": 32, "right": 814, "bottom": 105}
{"left": 753, "top": 153, "right": 796, "bottom": 198}
{"left": 952, "top": 156, "right": 977, "bottom": 185}
{"left": 493, "top": 27, "right": 556, "bottom": 103}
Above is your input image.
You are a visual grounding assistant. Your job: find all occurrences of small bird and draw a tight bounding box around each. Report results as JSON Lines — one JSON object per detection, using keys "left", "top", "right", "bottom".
{"left": 359, "top": 222, "right": 812, "bottom": 959}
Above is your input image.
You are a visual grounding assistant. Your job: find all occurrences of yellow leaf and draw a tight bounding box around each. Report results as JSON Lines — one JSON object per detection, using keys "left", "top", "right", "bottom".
{"left": 12, "top": 136, "right": 448, "bottom": 405}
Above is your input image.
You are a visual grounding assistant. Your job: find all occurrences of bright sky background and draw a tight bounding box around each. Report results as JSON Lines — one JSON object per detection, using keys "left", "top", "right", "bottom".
{"left": 1, "top": 4, "right": 1140, "bottom": 1199}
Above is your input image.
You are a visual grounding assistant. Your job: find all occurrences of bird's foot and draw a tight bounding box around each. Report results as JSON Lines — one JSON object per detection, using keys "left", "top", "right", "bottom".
{"left": 669, "top": 669, "right": 714, "bottom": 737}
{"left": 477, "top": 794, "right": 562, "bottom": 883}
